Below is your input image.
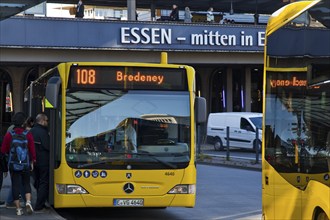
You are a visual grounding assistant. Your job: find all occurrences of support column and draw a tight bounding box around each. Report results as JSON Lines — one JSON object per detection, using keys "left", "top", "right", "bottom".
{"left": 151, "top": 0, "right": 156, "bottom": 21}
{"left": 8, "top": 67, "right": 27, "bottom": 113}
{"left": 245, "top": 67, "right": 252, "bottom": 112}
{"left": 127, "top": 0, "right": 136, "bottom": 21}
{"left": 226, "top": 68, "right": 233, "bottom": 112}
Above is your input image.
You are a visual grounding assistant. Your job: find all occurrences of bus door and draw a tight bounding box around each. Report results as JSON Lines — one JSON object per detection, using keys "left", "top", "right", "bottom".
{"left": 264, "top": 69, "right": 307, "bottom": 219}
{"left": 44, "top": 76, "right": 62, "bottom": 206}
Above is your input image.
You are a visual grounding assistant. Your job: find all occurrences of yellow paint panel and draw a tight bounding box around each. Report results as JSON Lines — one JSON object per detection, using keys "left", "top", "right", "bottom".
{"left": 266, "top": 0, "right": 320, "bottom": 36}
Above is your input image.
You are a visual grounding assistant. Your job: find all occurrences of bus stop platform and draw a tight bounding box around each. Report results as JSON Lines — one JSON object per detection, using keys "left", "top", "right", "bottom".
{"left": 0, "top": 176, "right": 64, "bottom": 220}
{"left": 0, "top": 144, "right": 260, "bottom": 219}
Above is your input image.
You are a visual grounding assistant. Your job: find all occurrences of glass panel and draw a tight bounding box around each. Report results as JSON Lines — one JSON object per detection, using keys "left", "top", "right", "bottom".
{"left": 249, "top": 117, "right": 262, "bottom": 129}
{"left": 265, "top": 70, "right": 330, "bottom": 180}
{"left": 232, "top": 68, "right": 245, "bottom": 112}
{"left": 251, "top": 68, "right": 263, "bottom": 113}
{"left": 65, "top": 90, "right": 191, "bottom": 170}
{"left": 210, "top": 69, "right": 226, "bottom": 113}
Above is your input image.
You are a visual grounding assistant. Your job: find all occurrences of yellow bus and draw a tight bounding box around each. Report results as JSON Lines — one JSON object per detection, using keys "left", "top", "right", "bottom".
{"left": 262, "top": 0, "right": 330, "bottom": 219}
{"left": 24, "top": 52, "right": 206, "bottom": 208}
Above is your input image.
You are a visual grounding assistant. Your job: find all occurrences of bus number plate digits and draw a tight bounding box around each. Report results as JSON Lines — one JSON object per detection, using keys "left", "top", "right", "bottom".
{"left": 114, "top": 199, "right": 144, "bottom": 207}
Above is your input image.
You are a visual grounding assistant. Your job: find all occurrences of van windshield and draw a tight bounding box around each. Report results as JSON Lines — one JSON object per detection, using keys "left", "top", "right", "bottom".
{"left": 249, "top": 117, "right": 262, "bottom": 129}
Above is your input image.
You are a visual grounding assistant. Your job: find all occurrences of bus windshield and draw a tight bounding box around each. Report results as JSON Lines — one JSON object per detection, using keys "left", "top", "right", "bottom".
{"left": 65, "top": 90, "right": 191, "bottom": 169}
{"left": 265, "top": 70, "right": 330, "bottom": 175}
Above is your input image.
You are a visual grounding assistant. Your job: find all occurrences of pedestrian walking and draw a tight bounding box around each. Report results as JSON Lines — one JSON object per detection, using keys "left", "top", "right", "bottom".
{"left": 1, "top": 112, "right": 36, "bottom": 215}
{"left": 184, "top": 7, "right": 193, "bottom": 23}
{"left": 207, "top": 7, "right": 214, "bottom": 23}
{"left": 75, "top": 0, "right": 84, "bottom": 18}
{"left": 5, "top": 116, "right": 34, "bottom": 209}
{"left": 170, "top": 4, "right": 179, "bottom": 21}
{"left": 30, "top": 113, "right": 50, "bottom": 213}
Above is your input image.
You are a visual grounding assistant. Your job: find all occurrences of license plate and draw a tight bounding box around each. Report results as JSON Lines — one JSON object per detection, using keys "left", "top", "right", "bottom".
{"left": 113, "top": 199, "right": 144, "bottom": 207}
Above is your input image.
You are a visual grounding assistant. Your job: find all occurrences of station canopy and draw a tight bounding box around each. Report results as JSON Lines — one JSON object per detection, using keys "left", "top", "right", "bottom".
{"left": 0, "top": 0, "right": 293, "bottom": 21}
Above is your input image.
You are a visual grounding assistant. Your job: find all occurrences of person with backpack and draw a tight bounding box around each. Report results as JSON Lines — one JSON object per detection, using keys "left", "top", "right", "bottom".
{"left": 30, "top": 113, "right": 50, "bottom": 213}
{"left": 6, "top": 116, "right": 34, "bottom": 208}
{"left": 1, "top": 112, "right": 36, "bottom": 215}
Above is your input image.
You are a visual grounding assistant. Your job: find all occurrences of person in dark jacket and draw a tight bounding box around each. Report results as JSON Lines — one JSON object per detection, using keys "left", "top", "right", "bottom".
{"left": 75, "top": 0, "right": 84, "bottom": 18}
{"left": 170, "top": 4, "right": 179, "bottom": 21}
{"left": 1, "top": 112, "right": 36, "bottom": 215}
{"left": 30, "top": 113, "right": 49, "bottom": 212}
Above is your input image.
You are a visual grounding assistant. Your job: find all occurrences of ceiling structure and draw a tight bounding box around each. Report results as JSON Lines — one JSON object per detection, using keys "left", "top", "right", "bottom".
{"left": 0, "top": 0, "right": 45, "bottom": 21}
{"left": 0, "top": 0, "right": 292, "bottom": 21}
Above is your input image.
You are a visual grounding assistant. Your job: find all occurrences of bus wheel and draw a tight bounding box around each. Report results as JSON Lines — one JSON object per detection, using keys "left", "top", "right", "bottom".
{"left": 315, "top": 211, "right": 329, "bottom": 220}
{"left": 214, "top": 137, "right": 223, "bottom": 151}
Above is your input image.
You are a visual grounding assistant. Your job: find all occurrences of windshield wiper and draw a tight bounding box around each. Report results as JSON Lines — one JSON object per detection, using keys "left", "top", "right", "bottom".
{"left": 77, "top": 158, "right": 118, "bottom": 168}
{"left": 76, "top": 152, "right": 128, "bottom": 168}
{"left": 133, "top": 152, "right": 178, "bottom": 169}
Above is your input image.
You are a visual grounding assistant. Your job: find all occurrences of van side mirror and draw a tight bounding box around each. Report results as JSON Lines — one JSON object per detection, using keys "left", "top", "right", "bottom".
{"left": 195, "top": 97, "right": 207, "bottom": 124}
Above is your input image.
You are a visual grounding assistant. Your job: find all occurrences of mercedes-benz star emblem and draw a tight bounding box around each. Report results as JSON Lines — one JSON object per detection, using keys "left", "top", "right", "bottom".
{"left": 123, "top": 183, "right": 134, "bottom": 194}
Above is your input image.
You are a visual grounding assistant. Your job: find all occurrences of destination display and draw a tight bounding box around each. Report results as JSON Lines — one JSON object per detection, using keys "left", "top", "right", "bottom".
{"left": 69, "top": 65, "right": 188, "bottom": 90}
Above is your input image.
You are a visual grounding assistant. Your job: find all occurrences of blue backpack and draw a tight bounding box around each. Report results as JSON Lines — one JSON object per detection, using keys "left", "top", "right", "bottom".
{"left": 8, "top": 130, "right": 30, "bottom": 171}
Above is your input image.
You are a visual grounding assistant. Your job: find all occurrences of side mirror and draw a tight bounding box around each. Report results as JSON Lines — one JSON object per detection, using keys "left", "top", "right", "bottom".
{"left": 195, "top": 97, "right": 207, "bottom": 124}
{"left": 45, "top": 76, "right": 61, "bottom": 109}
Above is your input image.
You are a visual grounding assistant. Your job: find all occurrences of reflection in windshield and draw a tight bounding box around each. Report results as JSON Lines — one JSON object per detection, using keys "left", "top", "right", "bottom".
{"left": 65, "top": 90, "right": 191, "bottom": 169}
{"left": 265, "top": 71, "right": 330, "bottom": 178}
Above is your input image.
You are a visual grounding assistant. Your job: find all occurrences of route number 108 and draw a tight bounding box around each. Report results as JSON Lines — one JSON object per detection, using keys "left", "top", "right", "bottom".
{"left": 76, "top": 69, "right": 96, "bottom": 85}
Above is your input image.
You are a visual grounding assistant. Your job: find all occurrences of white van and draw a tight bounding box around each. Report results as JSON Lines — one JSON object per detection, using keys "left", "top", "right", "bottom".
{"left": 206, "top": 112, "right": 262, "bottom": 151}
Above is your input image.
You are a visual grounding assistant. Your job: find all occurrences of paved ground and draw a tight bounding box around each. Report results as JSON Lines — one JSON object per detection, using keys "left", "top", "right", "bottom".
{"left": 0, "top": 175, "right": 64, "bottom": 220}
{"left": 0, "top": 144, "right": 260, "bottom": 219}
{"left": 198, "top": 144, "right": 262, "bottom": 171}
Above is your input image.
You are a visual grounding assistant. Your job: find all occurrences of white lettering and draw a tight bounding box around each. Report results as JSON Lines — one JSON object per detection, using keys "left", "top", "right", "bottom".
{"left": 228, "top": 35, "right": 236, "bottom": 45}
{"left": 220, "top": 35, "right": 228, "bottom": 46}
{"left": 191, "top": 31, "right": 236, "bottom": 46}
{"left": 120, "top": 27, "right": 172, "bottom": 45}
{"left": 246, "top": 35, "right": 253, "bottom": 46}
{"left": 141, "top": 28, "right": 150, "bottom": 44}
{"left": 240, "top": 31, "right": 253, "bottom": 46}
{"left": 121, "top": 27, "right": 261, "bottom": 49}
{"left": 151, "top": 28, "right": 160, "bottom": 44}
{"left": 130, "top": 27, "right": 140, "bottom": 44}
{"left": 241, "top": 31, "right": 245, "bottom": 46}
{"left": 191, "top": 34, "right": 203, "bottom": 45}
{"left": 121, "top": 27, "right": 130, "bottom": 44}
{"left": 258, "top": 31, "right": 265, "bottom": 46}
{"left": 162, "top": 29, "right": 171, "bottom": 44}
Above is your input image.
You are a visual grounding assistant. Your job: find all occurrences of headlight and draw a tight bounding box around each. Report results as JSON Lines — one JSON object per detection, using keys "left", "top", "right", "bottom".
{"left": 168, "top": 184, "right": 196, "bottom": 194}
{"left": 56, "top": 184, "right": 89, "bottom": 194}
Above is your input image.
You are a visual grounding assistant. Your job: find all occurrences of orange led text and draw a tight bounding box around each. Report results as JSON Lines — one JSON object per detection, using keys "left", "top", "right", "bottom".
{"left": 76, "top": 69, "right": 96, "bottom": 85}
{"left": 270, "top": 77, "right": 306, "bottom": 88}
{"left": 116, "top": 71, "right": 164, "bottom": 84}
